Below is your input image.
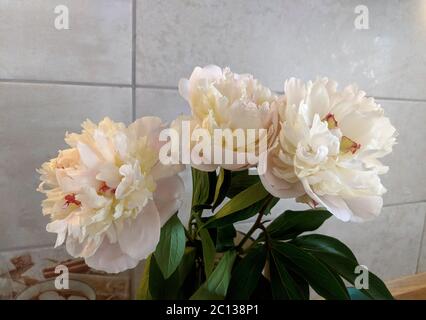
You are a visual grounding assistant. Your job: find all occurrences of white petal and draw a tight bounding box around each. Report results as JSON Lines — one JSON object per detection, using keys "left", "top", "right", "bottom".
{"left": 284, "top": 78, "right": 306, "bottom": 108}
{"left": 66, "top": 235, "right": 103, "bottom": 258}
{"left": 115, "top": 163, "right": 139, "bottom": 199}
{"left": 317, "top": 195, "right": 353, "bottom": 222}
{"left": 259, "top": 150, "right": 305, "bottom": 199}
{"left": 55, "top": 170, "right": 80, "bottom": 193}
{"left": 178, "top": 78, "right": 190, "bottom": 101}
{"left": 307, "top": 80, "right": 330, "bottom": 120}
{"left": 113, "top": 131, "right": 128, "bottom": 160}
{"left": 93, "top": 129, "right": 114, "bottom": 162}
{"left": 151, "top": 162, "right": 185, "bottom": 181}
{"left": 301, "top": 179, "right": 352, "bottom": 222}
{"left": 301, "top": 179, "right": 383, "bottom": 222}
{"left": 96, "top": 163, "right": 121, "bottom": 189}
{"left": 46, "top": 219, "right": 68, "bottom": 247}
{"left": 154, "top": 176, "right": 185, "bottom": 226}
{"left": 118, "top": 200, "right": 161, "bottom": 261}
{"left": 77, "top": 142, "right": 99, "bottom": 169}
{"left": 77, "top": 186, "right": 109, "bottom": 209}
{"left": 343, "top": 196, "right": 383, "bottom": 222}
{"left": 85, "top": 238, "right": 139, "bottom": 273}
{"left": 128, "top": 116, "right": 163, "bottom": 142}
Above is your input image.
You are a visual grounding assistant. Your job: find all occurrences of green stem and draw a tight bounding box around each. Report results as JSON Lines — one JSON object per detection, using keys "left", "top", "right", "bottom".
{"left": 236, "top": 195, "right": 275, "bottom": 253}
{"left": 258, "top": 224, "right": 272, "bottom": 250}
{"left": 236, "top": 206, "right": 266, "bottom": 252}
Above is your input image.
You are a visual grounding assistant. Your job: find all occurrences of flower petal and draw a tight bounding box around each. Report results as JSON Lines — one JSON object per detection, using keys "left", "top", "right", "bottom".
{"left": 343, "top": 195, "right": 383, "bottom": 222}
{"left": 117, "top": 200, "right": 161, "bottom": 261}
{"left": 301, "top": 179, "right": 352, "bottom": 222}
{"left": 85, "top": 239, "right": 139, "bottom": 273}
{"left": 128, "top": 116, "right": 164, "bottom": 149}
{"left": 154, "top": 176, "right": 185, "bottom": 226}
{"left": 259, "top": 150, "right": 305, "bottom": 198}
{"left": 46, "top": 219, "right": 68, "bottom": 247}
{"left": 66, "top": 235, "right": 103, "bottom": 258}
{"left": 77, "top": 142, "right": 99, "bottom": 169}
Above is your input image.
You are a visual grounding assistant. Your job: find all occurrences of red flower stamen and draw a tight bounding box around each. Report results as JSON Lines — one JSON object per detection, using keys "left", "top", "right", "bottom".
{"left": 98, "top": 181, "right": 116, "bottom": 195}
{"left": 323, "top": 113, "right": 338, "bottom": 129}
{"left": 64, "top": 194, "right": 81, "bottom": 207}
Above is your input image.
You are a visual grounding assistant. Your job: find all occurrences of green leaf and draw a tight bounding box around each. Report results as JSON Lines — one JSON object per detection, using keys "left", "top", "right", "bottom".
{"left": 291, "top": 234, "right": 357, "bottom": 261}
{"left": 263, "top": 196, "right": 280, "bottom": 215}
{"left": 226, "top": 170, "right": 260, "bottom": 198}
{"left": 148, "top": 248, "right": 196, "bottom": 299}
{"left": 199, "top": 228, "right": 216, "bottom": 277}
{"left": 292, "top": 234, "right": 393, "bottom": 300}
{"left": 204, "top": 181, "right": 269, "bottom": 228}
{"left": 269, "top": 250, "right": 308, "bottom": 300}
{"left": 177, "top": 247, "right": 197, "bottom": 287}
{"left": 136, "top": 255, "right": 152, "bottom": 300}
{"left": 192, "top": 167, "right": 217, "bottom": 278}
{"left": 204, "top": 196, "right": 270, "bottom": 229}
{"left": 348, "top": 287, "right": 372, "bottom": 300}
{"left": 272, "top": 241, "right": 350, "bottom": 300}
{"left": 191, "top": 168, "right": 216, "bottom": 209}
{"left": 216, "top": 224, "right": 236, "bottom": 252}
{"left": 148, "top": 255, "right": 180, "bottom": 299}
{"left": 206, "top": 171, "right": 217, "bottom": 204}
{"left": 287, "top": 269, "right": 310, "bottom": 299}
{"left": 190, "top": 250, "right": 237, "bottom": 300}
{"left": 154, "top": 214, "right": 186, "bottom": 279}
{"left": 250, "top": 275, "right": 272, "bottom": 300}
{"left": 227, "top": 246, "right": 267, "bottom": 299}
{"left": 212, "top": 168, "right": 231, "bottom": 211}
{"left": 263, "top": 209, "right": 332, "bottom": 240}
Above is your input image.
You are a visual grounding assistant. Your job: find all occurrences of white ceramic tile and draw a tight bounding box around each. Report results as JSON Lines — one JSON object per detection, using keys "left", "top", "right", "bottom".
{"left": 317, "top": 202, "right": 426, "bottom": 280}
{"left": 0, "top": 83, "right": 132, "bottom": 250}
{"left": 380, "top": 100, "right": 426, "bottom": 205}
{"left": 136, "top": 0, "right": 426, "bottom": 100}
{"left": 415, "top": 215, "right": 426, "bottom": 273}
{"left": 136, "top": 88, "right": 189, "bottom": 122}
{"left": 0, "top": 0, "right": 132, "bottom": 83}
{"left": 135, "top": 88, "right": 426, "bottom": 207}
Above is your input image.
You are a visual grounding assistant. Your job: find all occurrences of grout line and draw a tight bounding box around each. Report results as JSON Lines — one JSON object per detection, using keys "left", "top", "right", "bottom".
{"left": 135, "top": 84, "right": 178, "bottom": 91}
{"left": 1, "top": 81, "right": 426, "bottom": 104}
{"left": 131, "top": 0, "right": 137, "bottom": 121}
{"left": 129, "top": 0, "right": 137, "bottom": 296}
{"left": 383, "top": 200, "right": 426, "bottom": 208}
{"left": 0, "top": 78, "right": 131, "bottom": 88}
{"left": 0, "top": 243, "right": 53, "bottom": 254}
{"left": 416, "top": 212, "right": 426, "bottom": 273}
{"left": 135, "top": 86, "right": 426, "bottom": 102}
{"left": 375, "top": 96, "right": 426, "bottom": 103}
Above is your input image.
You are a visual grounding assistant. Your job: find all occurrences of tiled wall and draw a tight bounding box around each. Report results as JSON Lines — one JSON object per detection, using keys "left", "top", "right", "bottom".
{"left": 1, "top": 0, "right": 426, "bottom": 295}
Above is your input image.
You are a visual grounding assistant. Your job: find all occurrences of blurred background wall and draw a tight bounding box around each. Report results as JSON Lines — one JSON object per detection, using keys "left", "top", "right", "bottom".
{"left": 1, "top": 0, "right": 426, "bottom": 292}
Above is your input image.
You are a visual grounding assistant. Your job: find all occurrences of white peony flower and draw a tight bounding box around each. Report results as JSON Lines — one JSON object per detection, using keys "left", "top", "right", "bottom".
{"left": 259, "top": 78, "right": 396, "bottom": 222}
{"left": 38, "top": 117, "right": 184, "bottom": 273}
{"left": 177, "top": 65, "right": 279, "bottom": 171}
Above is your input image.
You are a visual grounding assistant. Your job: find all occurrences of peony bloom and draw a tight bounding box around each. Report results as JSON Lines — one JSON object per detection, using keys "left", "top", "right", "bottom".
{"left": 38, "top": 117, "right": 184, "bottom": 273}
{"left": 177, "top": 65, "right": 279, "bottom": 171}
{"left": 259, "top": 78, "right": 396, "bottom": 222}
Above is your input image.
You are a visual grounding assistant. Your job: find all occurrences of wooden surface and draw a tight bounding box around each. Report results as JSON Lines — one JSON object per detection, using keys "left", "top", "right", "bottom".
{"left": 387, "top": 272, "right": 426, "bottom": 300}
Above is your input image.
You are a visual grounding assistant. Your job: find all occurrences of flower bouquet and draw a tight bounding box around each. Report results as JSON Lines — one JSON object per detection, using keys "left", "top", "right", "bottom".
{"left": 38, "top": 65, "right": 397, "bottom": 300}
